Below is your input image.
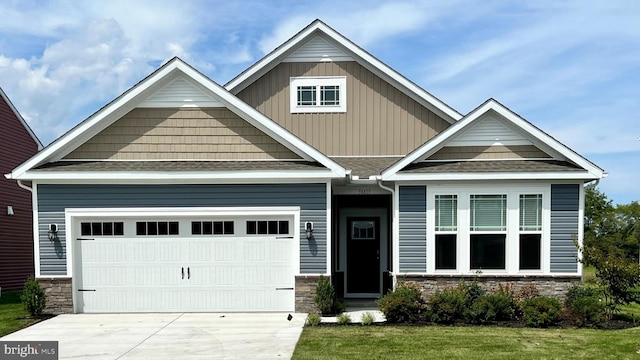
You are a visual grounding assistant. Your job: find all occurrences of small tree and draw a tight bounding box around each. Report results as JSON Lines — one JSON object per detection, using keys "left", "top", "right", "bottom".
{"left": 21, "top": 276, "right": 46, "bottom": 317}
{"left": 577, "top": 242, "right": 640, "bottom": 318}
{"left": 314, "top": 275, "right": 336, "bottom": 315}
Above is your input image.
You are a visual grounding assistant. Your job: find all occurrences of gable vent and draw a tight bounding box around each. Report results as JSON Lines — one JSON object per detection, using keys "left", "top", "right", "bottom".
{"left": 283, "top": 34, "right": 354, "bottom": 63}
{"left": 138, "top": 76, "right": 224, "bottom": 108}
{"left": 448, "top": 116, "right": 532, "bottom": 147}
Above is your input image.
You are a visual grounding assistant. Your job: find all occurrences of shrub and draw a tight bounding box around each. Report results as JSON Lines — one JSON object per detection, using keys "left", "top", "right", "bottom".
{"left": 361, "top": 312, "right": 375, "bottom": 325}
{"left": 428, "top": 287, "right": 465, "bottom": 324}
{"left": 337, "top": 313, "right": 351, "bottom": 325}
{"left": 522, "top": 296, "right": 562, "bottom": 328}
{"left": 488, "top": 288, "right": 517, "bottom": 321}
{"left": 465, "top": 295, "right": 496, "bottom": 324}
{"left": 463, "top": 280, "right": 486, "bottom": 306}
{"left": 314, "top": 276, "right": 336, "bottom": 315}
{"left": 565, "top": 285, "right": 607, "bottom": 327}
{"left": 21, "top": 276, "right": 46, "bottom": 317}
{"left": 377, "top": 282, "right": 426, "bottom": 324}
{"left": 306, "top": 313, "right": 321, "bottom": 326}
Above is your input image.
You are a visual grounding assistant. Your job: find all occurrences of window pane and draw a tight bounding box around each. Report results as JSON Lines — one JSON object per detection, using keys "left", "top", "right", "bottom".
{"left": 158, "top": 222, "right": 168, "bottom": 235}
{"left": 520, "top": 234, "right": 541, "bottom": 270}
{"left": 114, "top": 222, "right": 124, "bottom": 236}
{"left": 92, "top": 222, "right": 102, "bottom": 236}
{"left": 435, "top": 195, "right": 457, "bottom": 231}
{"left": 320, "top": 85, "right": 339, "bottom": 105}
{"left": 258, "top": 221, "right": 268, "bottom": 234}
{"left": 436, "top": 234, "right": 457, "bottom": 270}
{"left": 268, "top": 221, "right": 278, "bottom": 234}
{"left": 203, "top": 221, "right": 213, "bottom": 235}
{"left": 147, "top": 222, "right": 158, "bottom": 236}
{"left": 136, "top": 222, "right": 146, "bottom": 235}
{"left": 297, "top": 86, "right": 316, "bottom": 105}
{"left": 224, "top": 221, "right": 234, "bottom": 235}
{"left": 278, "top": 221, "right": 289, "bottom": 235}
{"left": 213, "top": 221, "right": 223, "bottom": 235}
{"left": 470, "top": 195, "right": 507, "bottom": 231}
{"left": 470, "top": 234, "right": 505, "bottom": 269}
{"left": 352, "top": 221, "right": 375, "bottom": 240}
{"left": 81, "top": 223, "right": 91, "bottom": 236}
{"left": 246, "top": 221, "right": 256, "bottom": 234}
{"left": 520, "top": 194, "right": 542, "bottom": 231}
{"left": 169, "top": 222, "right": 179, "bottom": 235}
{"left": 192, "top": 222, "right": 202, "bottom": 235}
{"left": 103, "top": 222, "right": 113, "bottom": 236}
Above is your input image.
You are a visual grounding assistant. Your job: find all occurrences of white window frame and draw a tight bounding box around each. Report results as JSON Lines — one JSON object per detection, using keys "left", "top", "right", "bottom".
{"left": 434, "top": 194, "right": 458, "bottom": 271}
{"left": 426, "top": 184, "right": 550, "bottom": 275}
{"left": 518, "top": 193, "right": 544, "bottom": 272}
{"left": 290, "top": 76, "right": 347, "bottom": 113}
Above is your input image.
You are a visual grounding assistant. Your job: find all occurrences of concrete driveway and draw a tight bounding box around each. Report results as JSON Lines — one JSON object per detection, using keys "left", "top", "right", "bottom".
{"left": 1, "top": 313, "right": 306, "bottom": 359}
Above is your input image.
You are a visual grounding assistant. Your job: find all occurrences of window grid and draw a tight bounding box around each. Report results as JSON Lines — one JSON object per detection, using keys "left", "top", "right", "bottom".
{"left": 435, "top": 195, "right": 457, "bottom": 232}
{"left": 246, "top": 220, "right": 290, "bottom": 235}
{"left": 81, "top": 222, "right": 124, "bottom": 236}
{"left": 297, "top": 86, "right": 316, "bottom": 106}
{"left": 136, "top": 221, "right": 179, "bottom": 236}
{"left": 191, "top": 221, "right": 234, "bottom": 235}
{"left": 470, "top": 194, "right": 507, "bottom": 232}
{"left": 320, "top": 85, "right": 340, "bottom": 105}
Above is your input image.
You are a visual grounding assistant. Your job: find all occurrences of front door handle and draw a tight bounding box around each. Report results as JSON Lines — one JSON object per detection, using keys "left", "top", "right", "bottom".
{"left": 188, "top": 267, "right": 191, "bottom": 279}
{"left": 182, "top": 267, "right": 185, "bottom": 279}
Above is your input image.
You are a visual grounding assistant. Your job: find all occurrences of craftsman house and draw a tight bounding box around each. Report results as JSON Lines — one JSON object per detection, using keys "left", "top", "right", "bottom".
{"left": 6, "top": 20, "right": 604, "bottom": 313}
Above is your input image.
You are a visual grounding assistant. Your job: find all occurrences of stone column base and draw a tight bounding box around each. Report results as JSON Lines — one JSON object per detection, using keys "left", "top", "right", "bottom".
{"left": 295, "top": 275, "right": 321, "bottom": 313}
{"left": 37, "top": 277, "right": 73, "bottom": 314}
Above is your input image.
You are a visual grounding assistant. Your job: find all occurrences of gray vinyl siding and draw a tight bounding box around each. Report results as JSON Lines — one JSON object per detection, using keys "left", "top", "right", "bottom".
{"left": 550, "top": 184, "right": 580, "bottom": 273}
{"left": 398, "top": 186, "right": 427, "bottom": 272}
{"left": 37, "top": 183, "right": 327, "bottom": 276}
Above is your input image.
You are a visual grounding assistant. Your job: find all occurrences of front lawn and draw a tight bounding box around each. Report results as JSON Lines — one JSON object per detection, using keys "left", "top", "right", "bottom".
{"left": 292, "top": 325, "right": 640, "bottom": 360}
{"left": 0, "top": 290, "right": 37, "bottom": 337}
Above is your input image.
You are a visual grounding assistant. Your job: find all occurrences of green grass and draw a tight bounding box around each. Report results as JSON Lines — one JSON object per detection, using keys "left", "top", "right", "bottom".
{"left": 292, "top": 326, "right": 640, "bottom": 360}
{"left": 0, "top": 290, "right": 37, "bottom": 337}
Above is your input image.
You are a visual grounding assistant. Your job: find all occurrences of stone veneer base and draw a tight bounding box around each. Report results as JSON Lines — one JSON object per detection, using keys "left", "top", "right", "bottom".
{"left": 37, "top": 277, "right": 73, "bottom": 314}
{"left": 396, "top": 275, "right": 581, "bottom": 300}
{"left": 295, "top": 275, "right": 321, "bottom": 313}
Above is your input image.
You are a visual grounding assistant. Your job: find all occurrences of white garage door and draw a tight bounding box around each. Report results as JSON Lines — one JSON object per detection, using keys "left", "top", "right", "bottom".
{"left": 73, "top": 215, "right": 296, "bottom": 313}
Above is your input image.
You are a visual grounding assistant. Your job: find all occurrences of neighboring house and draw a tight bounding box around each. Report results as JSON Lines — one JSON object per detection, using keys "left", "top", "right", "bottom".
{"left": 0, "top": 87, "right": 42, "bottom": 291}
{"left": 6, "top": 20, "right": 605, "bottom": 314}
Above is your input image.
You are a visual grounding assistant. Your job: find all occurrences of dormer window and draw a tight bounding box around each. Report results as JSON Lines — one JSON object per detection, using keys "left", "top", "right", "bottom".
{"left": 290, "top": 76, "right": 346, "bottom": 113}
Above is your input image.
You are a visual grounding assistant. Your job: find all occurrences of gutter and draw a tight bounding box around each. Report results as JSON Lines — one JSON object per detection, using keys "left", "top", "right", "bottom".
{"left": 17, "top": 180, "right": 34, "bottom": 193}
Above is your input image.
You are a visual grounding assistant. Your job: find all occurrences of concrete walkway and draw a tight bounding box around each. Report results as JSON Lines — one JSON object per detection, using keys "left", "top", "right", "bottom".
{"left": 1, "top": 313, "right": 306, "bottom": 359}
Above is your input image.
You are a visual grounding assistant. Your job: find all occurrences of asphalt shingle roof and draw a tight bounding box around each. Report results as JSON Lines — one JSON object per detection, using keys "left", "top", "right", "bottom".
{"left": 34, "top": 160, "right": 327, "bottom": 172}
{"left": 400, "top": 160, "right": 584, "bottom": 173}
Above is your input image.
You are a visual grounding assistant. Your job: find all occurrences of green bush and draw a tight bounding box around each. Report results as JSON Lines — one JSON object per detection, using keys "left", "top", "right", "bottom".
{"left": 522, "top": 296, "right": 562, "bottom": 328}
{"left": 361, "top": 312, "right": 375, "bottom": 325}
{"left": 337, "top": 313, "right": 351, "bottom": 325}
{"left": 314, "top": 276, "right": 336, "bottom": 315}
{"left": 487, "top": 290, "right": 517, "bottom": 321}
{"left": 428, "top": 287, "right": 465, "bottom": 324}
{"left": 377, "top": 282, "right": 426, "bottom": 324}
{"left": 21, "top": 276, "right": 46, "bottom": 317}
{"left": 565, "top": 285, "right": 607, "bottom": 327}
{"left": 306, "top": 313, "right": 321, "bottom": 326}
{"left": 465, "top": 295, "right": 496, "bottom": 324}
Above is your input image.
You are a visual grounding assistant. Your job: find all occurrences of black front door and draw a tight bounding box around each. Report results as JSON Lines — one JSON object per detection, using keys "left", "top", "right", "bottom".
{"left": 346, "top": 217, "right": 380, "bottom": 294}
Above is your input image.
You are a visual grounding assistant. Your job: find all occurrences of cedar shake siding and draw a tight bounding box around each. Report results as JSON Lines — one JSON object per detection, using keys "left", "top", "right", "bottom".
{"left": 427, "top": 145, "right": 551, "bottom": 161}
{"left": 0, "top": 95, "right": 39, "bottom": 290}
{"left": 64, "top": 108, "right": 301, "bottom": 161}
{"left": 237, "top": 61, "right": 451, "bottom": 156}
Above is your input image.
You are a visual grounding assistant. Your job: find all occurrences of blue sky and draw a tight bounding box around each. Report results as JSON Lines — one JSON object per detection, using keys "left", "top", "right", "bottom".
{"left": 0, "top": 1, "right": 638, "bottom": 204}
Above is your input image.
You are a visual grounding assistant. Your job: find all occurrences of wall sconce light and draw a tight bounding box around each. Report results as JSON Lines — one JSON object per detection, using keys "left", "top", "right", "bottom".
{"left": 305, "top": 222, "right": 314, "bottom": 239}
{"left": 48, "top": 223, "right": 58, "bottom": 242}
{"left": 7, "top": 206, "right": 14, "bottom": 216}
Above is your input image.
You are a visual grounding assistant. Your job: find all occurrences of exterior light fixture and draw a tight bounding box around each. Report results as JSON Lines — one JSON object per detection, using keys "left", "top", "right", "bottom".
{"left": 305, "top": 222, "right": 314, "bottom": 239}
{"left": 7, "top": 206, "right": 14, "bottom": 216}
{"left": 48, "top": 223, "right": 59, "bottom": 242}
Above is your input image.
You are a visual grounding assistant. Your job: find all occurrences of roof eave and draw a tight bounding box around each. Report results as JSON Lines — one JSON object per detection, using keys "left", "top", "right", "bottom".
{"left": 383, "top": 171, "right": 601, "bottom": 181}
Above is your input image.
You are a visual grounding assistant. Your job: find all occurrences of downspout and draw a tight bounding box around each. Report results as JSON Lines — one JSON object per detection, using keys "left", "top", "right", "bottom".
{"left": 17, "top": 179, "right": 34, "bottom": 193}
{"left": 375, "top": 176, "right": 396, "bottom": 290}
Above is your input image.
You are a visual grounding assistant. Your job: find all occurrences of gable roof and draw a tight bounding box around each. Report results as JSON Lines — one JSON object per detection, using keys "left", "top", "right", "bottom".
{"left": 225, "top": 19, "right": 462, "bottom": 124}
{"left": 0, "top": 87, "right": 43, "bottom": 150}
{"left": 381, "top": 99, "right": 606, "bottom": 181}
{"left": 7, "top": 58, "right": 346, "bottom": 181}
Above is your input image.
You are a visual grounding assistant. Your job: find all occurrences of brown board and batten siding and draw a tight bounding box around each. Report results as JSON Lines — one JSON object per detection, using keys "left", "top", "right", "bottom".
{"left": 237, "top": 61, "right": 451, "bottom": 156}
{"left": 64, "top": 108, "right": 301, "bottom": 161}
{"left": 0, "top": 94, "right": 39, "bottom": 290}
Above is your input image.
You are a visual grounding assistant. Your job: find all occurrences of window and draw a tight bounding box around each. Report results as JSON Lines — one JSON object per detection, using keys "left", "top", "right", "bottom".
{"left": 191, "top": 221, "right": 234, "bottom": 235}
{"left": 246, "top": 220, "right": 290, "bottom": 235}
{"left": 470, "top": 195, "right": 507, "bottom": 270}
{"left": 352, "top": 221, "right": 375, "bottom": 240}
{"left": 519, "top": 194, "right": 542, "bottom": 270}
{"left": 290, "top": 77, "right": 346, "bottom": 113}
{"left": 136, "top": 221, "right": 179, "bottom": 236}
{"left": 81, "top": 222, "right": 124, "bottom": 236}
{"left": 435, "top": 195, "right": 457, "bottom": 270}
